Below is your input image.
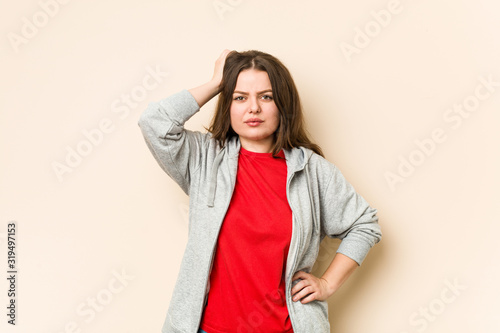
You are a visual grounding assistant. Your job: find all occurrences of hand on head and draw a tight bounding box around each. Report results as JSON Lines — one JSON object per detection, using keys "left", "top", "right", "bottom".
{"left": 212, "top": 49, "right": 234, "bottom": 91}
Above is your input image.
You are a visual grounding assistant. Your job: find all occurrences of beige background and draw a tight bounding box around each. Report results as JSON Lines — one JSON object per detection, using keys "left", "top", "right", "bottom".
{"left": 1, "top": 0, "right": 499, "bottom": 332}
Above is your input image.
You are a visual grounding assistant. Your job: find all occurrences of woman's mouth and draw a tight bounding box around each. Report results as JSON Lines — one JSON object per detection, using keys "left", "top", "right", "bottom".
{"left": 245, "top": 118, "right": 263, "bottom": 127}
{"left": 246, "top": 121, "right": 262, "bottom": 127}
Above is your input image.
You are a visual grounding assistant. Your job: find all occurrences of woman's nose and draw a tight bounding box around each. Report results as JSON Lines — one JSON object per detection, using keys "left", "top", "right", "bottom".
{"left": 249, "top": 96, "right": 260, "bottom": 113}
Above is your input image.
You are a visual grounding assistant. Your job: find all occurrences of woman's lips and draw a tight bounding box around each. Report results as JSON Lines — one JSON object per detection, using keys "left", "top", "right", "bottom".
{"left": 245, "top": 121, "right": 262, "bottom": 126}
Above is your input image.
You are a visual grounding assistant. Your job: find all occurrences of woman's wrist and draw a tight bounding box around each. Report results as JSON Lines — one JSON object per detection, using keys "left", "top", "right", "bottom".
{"left": 320, "top": 276, "right": 339, "bottom": 297}
{"left": 207, "top": 78, "right": 222, "bottom": 96}
{"left": 188, "top": 79, "right": 221, "bottom": 108}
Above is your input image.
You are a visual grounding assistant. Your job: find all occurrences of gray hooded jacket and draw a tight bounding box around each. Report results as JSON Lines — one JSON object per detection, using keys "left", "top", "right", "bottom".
{"left": 137, "top": 89, "right": 382, "bottom": 333}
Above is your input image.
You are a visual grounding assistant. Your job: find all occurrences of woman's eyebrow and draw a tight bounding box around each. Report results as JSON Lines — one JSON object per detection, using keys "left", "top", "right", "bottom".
{"left": 233, "top": 89, "right": 273, "bottom": 94}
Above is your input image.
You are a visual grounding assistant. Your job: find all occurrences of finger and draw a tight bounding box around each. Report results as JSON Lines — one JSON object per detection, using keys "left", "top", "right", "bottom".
{"left": 292, "top": 285, "right": 314, "bottom": 302}
{"left": 218, "top": 49, "right": 234, "bottom": 68}
{"left": 292, "top": 270, "right": 309, "bottom": 281}
{"left": 291, "top": 273, "right": 313, "bottom": 291}
{"left": 299, "top": 292, "right": 318, "bottom": 304}
{"left": 219, "top": 49, "right": 232, "bottom": 63}
{"left": 291, "top": 279, "right": 308, "bottom": 295}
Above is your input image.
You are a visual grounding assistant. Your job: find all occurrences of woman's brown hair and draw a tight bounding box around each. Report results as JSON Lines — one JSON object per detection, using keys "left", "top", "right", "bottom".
{"left": 204, "top": 50, "right": 324, "bottom": 158}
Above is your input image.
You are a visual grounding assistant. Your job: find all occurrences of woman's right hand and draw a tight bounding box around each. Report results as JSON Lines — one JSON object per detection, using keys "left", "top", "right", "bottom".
{"left": 211, "top": 49, "right": 233, "bottom": 91}
{"left": 188, "top": 49, "right": 234, "bottom": 108}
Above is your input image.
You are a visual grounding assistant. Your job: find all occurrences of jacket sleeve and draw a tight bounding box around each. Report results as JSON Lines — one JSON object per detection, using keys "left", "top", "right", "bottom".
{"left": 137, "top": 89, "right": 210, "bottom": 195}
{"left": 320, "top": 163, "right": 382, "bottom": 265}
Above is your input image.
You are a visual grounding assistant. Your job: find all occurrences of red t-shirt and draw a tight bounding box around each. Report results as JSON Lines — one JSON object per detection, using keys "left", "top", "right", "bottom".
{"left": 200, "top": 146, "right": 294, "bottom": 333}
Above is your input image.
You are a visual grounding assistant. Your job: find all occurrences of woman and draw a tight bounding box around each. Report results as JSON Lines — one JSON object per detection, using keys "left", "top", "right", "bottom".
{"left": 138, "top": 49, "right": 382, "bottom": 333}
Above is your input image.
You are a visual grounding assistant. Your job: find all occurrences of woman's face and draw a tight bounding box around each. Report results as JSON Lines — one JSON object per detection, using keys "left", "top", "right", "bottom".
{"left": 230, "top": 69, "right": 280, "bottom": 153}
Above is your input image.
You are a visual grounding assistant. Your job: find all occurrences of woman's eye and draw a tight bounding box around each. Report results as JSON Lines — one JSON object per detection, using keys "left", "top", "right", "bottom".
{"left": 233, "top": 95, "right": 272, "bottom": 101}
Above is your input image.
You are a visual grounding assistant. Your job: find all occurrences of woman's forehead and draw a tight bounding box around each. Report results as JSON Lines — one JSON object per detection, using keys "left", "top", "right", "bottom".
{"left": 233, "top": 69, "right": 271, "bottom": 92}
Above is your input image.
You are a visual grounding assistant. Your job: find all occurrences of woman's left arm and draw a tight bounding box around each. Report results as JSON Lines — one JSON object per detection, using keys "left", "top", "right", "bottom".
{"left": 291, "top": 162, "right": 382, "bottom": 304}
{"left": 291, "top": 253, "right": 358, "bottom": 304}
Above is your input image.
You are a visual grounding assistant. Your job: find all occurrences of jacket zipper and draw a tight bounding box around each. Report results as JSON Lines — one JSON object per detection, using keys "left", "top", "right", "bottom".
{"left": 285, "top": 171, "right": 301, "bottom": 332}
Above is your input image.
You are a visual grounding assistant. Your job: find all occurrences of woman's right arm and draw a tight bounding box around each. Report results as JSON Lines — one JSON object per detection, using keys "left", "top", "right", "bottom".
{"left": 188, "top": 49, "right": 232, "bottom": 107}
{"left": 137, "top": 49, "right": 232, "bottom": 194}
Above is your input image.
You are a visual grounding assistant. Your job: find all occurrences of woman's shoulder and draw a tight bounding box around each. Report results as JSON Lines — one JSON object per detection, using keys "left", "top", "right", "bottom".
{"left": 303, "top": 147, "right": 343, "bottom": 179}
{"left": 302, "top": 146, "right": 334, "bottom": 167}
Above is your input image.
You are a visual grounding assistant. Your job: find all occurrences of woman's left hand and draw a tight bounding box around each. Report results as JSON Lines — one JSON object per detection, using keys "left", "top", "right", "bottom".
{"left": 291, "top": 271, "right": 334, "bottom": 304}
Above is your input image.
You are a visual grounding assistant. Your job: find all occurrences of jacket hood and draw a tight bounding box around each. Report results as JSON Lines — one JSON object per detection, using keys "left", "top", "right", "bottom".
{"left": 206, "top": 135, "right": 314, "bottom": 208}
